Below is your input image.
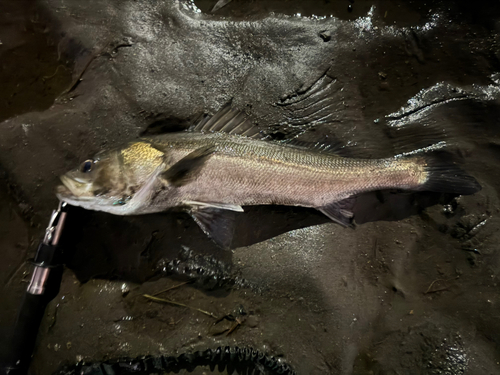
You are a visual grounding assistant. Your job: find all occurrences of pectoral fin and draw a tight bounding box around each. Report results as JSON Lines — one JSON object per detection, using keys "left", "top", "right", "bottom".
{"left": 161, "top": 146, "right": 214, "bottom": 187}
{"left": 318, "top": 197, "right": 355, "bottom": 227}
{"left": 189, "top": 206, "right": 238, "bottom": 249}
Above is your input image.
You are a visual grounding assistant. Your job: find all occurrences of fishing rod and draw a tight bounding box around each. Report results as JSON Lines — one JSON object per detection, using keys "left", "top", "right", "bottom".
{"left": 2, "top": 201, "right": 68, "bottom": 375}
{"left": 1, "top": 203, "right": 299, "bottom": 375}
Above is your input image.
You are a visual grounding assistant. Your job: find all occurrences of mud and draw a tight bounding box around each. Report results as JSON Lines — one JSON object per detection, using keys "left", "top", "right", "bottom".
{"left": 1, "top": 0, "right": 500, "bottom": 374}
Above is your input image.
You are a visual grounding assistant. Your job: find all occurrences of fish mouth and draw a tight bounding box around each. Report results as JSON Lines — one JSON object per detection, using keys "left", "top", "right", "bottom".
{"left": 57, "top": 175, "right": 95, "bottom": 202}
{"left": 56, "top": 183, "right": 72, "bottom": 198}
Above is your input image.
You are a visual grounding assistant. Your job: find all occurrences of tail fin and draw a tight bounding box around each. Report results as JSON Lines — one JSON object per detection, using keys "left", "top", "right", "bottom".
{"left": 418, "top": 155, "right": 481, "bottom": 195}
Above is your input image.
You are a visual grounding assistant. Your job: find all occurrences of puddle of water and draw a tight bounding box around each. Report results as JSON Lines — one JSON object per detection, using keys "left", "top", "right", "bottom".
{"left": 193, "top": 0, "right": 426, "bottom": 26}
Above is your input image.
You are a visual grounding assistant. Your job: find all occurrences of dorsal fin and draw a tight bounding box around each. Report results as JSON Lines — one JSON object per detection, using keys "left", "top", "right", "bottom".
{"left": 189, "top": 104, "right": 265, "bottom": 139}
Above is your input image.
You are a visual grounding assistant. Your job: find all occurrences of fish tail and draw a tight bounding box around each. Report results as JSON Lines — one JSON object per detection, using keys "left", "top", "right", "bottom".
{"left": 417, "top": 155, "right": 481, "bottom": 195}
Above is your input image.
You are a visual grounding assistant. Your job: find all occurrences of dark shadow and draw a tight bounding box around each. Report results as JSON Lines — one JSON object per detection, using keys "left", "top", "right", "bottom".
{"left": 59, "top": 206, "right": 225, "bottom": 284}
{"left": 353, "top": 190, "right": 448, "bottom": 225}
{"left": 60, "top": 189, "right": 453, "bottom": 286}
{"left": 140, "top": 115, "right": 195, "bottom": 136}
{"left": 233, "top": 191, "right": 452, "bottom": 247}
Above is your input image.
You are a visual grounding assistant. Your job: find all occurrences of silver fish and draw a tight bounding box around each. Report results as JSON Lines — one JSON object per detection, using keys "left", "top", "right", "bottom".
{"left": 57, "top": 105, "right": 481, "bottom": 248}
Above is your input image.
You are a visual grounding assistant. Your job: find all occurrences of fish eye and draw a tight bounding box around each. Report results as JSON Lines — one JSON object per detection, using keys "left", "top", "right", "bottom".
{"left": 80, "top": 159, "right": 94, "bottom": 173}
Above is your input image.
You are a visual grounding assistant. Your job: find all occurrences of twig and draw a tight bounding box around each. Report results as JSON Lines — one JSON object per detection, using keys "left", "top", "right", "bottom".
{"left": 42, "top": 65, "right": 68, "bottom": 81}
{"left": 226, "top": 318, "right": 242, "bottom": 336}
{"left": 64, "top": 52, "right": 99, "bottom": 94}
{"left": 152, "top": 280, "right": 192, "bottom": 296}
{"left": 64, "top": 41, "right": 111, "bottom": 95}
{"left": 425, "top": 286, "right": 452, "bottom": 294}
{"left": 143, "top": 294, "right": 218, "bottom": 319}
{"left": 424, "top": 277, "right": 459, "bottom": 294}
{"left": 424, "top": 279, "right": 445, "bottom": 294}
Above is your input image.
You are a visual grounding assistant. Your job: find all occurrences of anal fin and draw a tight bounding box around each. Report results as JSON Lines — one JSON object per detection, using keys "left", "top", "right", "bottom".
{"left": 318, "top": 197, "right": 355, "bottom": 227}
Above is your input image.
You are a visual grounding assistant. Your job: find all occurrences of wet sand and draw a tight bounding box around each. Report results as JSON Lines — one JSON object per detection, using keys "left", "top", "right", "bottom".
{"left": 1, "top": 1, "right": 500, "bottom": 374}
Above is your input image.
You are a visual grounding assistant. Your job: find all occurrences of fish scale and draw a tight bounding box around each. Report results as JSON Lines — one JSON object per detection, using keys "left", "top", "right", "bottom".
{"left": 149, "top": 132, "right": 425, "bottom": 208}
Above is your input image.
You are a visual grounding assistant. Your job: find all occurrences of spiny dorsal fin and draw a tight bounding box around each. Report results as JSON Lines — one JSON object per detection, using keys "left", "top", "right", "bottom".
{"left": 161, "top": 146, "right": 214, "bottom": 187}
{"left": 189, "top": 104, "right": 265, "bottom": 139}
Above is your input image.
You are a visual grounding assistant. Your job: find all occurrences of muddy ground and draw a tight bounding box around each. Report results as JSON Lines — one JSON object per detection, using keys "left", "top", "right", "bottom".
{"left": 1, "top": 0, "right": 500, "bottom": 374}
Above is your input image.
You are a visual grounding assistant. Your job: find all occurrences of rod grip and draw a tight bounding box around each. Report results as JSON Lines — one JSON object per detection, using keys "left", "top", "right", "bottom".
{"left": 2, "top": 264, "right": 63, "bottom": 375}
{"left": 3, "top": 292, "right": 49, "bottom": 375}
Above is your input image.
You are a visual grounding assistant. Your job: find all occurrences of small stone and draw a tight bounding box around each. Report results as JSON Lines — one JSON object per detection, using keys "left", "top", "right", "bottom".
{"left": 378, "top": 71, "right": 388, "bottom": 80}
{"left": 121, "top": 283, "right": 130, "bottom": 297}
{"left": 341, "top": 276, "right": 348, "bottom": 287}
{"left": 66, "top": 342, "right": 72, "bottom": 349}
{"left": 379, "top": 82, "right": 390, "bottom": 91}
{"left": 442, "top": 204, "right": 454, "bottom": 215}
{"left": 319, "top": 30, "right": 331, "bottom": 42}
{"left": 247, "top": 315, "right": 259, "bottom": 328}
{"left": 236, "top": 304, "right": 247, "bottom": 316}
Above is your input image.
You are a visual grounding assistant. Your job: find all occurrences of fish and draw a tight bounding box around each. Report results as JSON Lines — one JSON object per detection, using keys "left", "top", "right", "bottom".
{"left": 57, "top": 105, "right": 481, "bottom": 248}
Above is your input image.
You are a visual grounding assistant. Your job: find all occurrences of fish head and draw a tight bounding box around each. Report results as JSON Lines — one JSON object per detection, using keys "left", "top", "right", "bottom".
{"left": 57, "top": 142, "right": 165, "bottom": 213}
